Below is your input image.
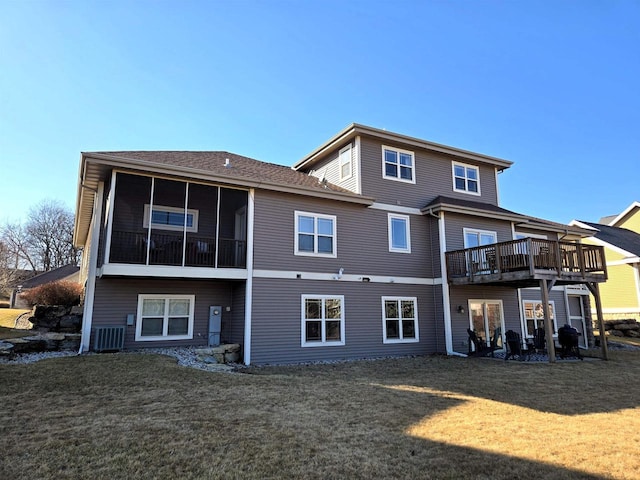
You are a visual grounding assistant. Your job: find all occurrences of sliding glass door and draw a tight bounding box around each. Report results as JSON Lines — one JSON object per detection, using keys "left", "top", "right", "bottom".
{"left": 469, "top": 300, "right": 504, "bottom": 351}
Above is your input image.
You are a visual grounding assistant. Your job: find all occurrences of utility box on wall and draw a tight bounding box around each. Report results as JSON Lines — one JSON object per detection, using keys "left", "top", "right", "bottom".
{"left": 208, "top": 306, "right": 222, "bottom": 346}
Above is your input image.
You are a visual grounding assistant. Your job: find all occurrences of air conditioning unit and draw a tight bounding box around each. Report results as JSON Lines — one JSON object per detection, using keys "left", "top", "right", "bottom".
{"left": 93, "top": 326, "right": 126, "bottom": 352}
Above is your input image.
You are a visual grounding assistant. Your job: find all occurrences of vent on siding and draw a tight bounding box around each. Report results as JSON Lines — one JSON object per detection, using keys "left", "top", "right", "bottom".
{"left": 93, "top": 326, "right": 125, "bottom": 352}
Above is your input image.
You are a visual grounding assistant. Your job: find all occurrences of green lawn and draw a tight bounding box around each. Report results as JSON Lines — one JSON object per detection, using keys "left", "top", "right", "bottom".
{"left": 1, "top": 351, "right": 639, "bottom": 479}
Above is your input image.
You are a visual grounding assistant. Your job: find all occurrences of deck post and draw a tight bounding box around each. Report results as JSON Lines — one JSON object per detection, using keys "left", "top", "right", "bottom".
{"left": 587, "top": 282, "right": 609, "bottom": 360}
{"left": 540, "top": 278, "right": 556, "bottom": 363}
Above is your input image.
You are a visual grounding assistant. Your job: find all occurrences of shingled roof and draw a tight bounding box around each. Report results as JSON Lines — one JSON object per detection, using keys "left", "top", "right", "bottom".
{"left": 89, "top": 151, "right": 356, "bottom": 195}
{"left": 423, "top": 196, "right": 592, "bottom": 237}
{"left": 75, "top": 150, "right": 374, "bottom": 246}
{"left": 577, "top": 221, "right": 640, "bottom": 257}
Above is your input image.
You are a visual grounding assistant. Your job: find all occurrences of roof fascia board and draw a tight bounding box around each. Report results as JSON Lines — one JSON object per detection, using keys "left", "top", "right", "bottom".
{"left": 294, "top": 123, "right": 513, "bottom": 171}
{"left": 82, "top": 153, "right": 375, "bottom": 206}
{"left": 423, "top": 203, "right": 526, "bottom": 223}
{"left": 425, "top": 202, "right": 589, "bottom": 236}
{"left": 609, "top": 201, "right": 640, "bottom": 227}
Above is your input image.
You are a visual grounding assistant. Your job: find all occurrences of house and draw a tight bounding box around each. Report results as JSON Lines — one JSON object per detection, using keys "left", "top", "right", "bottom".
{"left": 73, "top": 124, "right": 607, "bottom": 364}
{"left": 571, "top": 201, "right": 640, "bottom": 321}
{"left": 10, "top": 264, "right": 80, "bottom": 308}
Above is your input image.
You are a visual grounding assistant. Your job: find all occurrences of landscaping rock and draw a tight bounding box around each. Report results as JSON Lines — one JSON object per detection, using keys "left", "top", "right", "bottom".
{"left": 0, "top": 340, "right": 14, "bottom": 357}
{"left": 193, "top": 344, "right": 241, "bottom": 364}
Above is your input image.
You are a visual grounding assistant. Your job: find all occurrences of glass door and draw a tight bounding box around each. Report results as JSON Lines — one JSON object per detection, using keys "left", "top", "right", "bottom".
{"left": 469, "top": 300, "right": 504, "bottom": 350}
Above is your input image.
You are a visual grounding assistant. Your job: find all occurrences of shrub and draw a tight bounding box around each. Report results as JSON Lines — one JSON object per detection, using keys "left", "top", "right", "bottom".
{"left": 20, "top": 280, "right": 83, "bottom": 307}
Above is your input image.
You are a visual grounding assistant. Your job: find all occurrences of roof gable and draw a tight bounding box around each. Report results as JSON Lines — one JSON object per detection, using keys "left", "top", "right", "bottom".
{"left": 294, "top": 123, "right": 513, "bottom": 172}
{"left": 607, "top": 201, "right": 640, "bottom": 228}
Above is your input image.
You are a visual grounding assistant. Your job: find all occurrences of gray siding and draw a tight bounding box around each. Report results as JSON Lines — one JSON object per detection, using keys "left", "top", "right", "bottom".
{"left": 514, "top": 226, "right": 560, "bottom": 241}
{"left": 306, "top": 140, "right": 359, "bottom": 193}
{"left": 253, "top": 190, "right": 437, "bottom": 278}
{"left": 442, "top": 212, "right": 513, "bottom": 251}
{"left": 359, "top": 137, "right": 499, "bottom": 209}
{"left": 91, "top": 277, "right": 239, "bottom": 349}
{"left": 448, "top": 285, "right": 521, "bottom": 354}
{"left": 229, "top": 282, "right": 246, "bottom": 345}
{"left": 250, "top": 278, "right": 443, "bottom": 364}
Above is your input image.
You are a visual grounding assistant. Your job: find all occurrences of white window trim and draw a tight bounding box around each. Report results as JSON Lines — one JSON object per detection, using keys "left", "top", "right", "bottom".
{"left": 463, "top": 228, "right": 497, "bottom": 248}
{"left": 135, "top": 294, "right": 195, "bottom": 341}
{"left": 301, "top": 295, "right": 346, "bottom": 347}
{"left": 338, "top": 145, "right": 352, "bottom": 182}
{"left": 515, "top": 232, "right": 548, "bottom": 240}
{"left": 388, "top": 213, "right": 411, "bottom": 253}
{"left": 522, "top": 299, "right": 557, "bottom": 338}
{"left": 382, "top": 296, "right": 419, "bottom": 344}
{"left": 452, "top": 161, "right": 481, "bottom": 196}
{"left": 381, "top": 145, "right": 416, "bottom": 184}
{"left": 294, "top": 211, "right": 337, "bottom": 258}
{"left": 143, "top": 204, "right": 199, "bottom": 233}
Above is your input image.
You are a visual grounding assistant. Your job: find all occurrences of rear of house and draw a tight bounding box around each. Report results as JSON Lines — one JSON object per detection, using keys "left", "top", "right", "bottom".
{"left": 74, "top": 124, "right": 606, "bottom": 364}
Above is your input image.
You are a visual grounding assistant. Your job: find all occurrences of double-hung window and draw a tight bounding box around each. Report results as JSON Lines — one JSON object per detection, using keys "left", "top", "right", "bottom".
{"left": 382, "top": 297, "right": 419, "bottom": 343}
{"left": 136, "top": 294, "right": 195, "bottom": 341}
{"left": 388, "top": 214, "right": 411, "bottom": 253}
{"left": 295, "top": 211, "right": 337, "bottom": 257}
{"left": 339, "top": 145, "right": 352, "bottom": 181}
{"left": 301, "top": 295, "right": 345, "bottom": 346}
{"left": 523, "top": 300, "right": 557, "bottom": 338}
{"left": 382, "top": 146, "right": 415, "bottom": 183}
{"left": 453, "top": 162, "right": 480, "bottom": 195}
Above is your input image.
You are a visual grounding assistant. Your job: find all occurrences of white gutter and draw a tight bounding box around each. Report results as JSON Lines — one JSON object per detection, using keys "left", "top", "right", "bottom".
{"left": 243, "top": 188, "right": 255, "bottom": 365}
{"left": 79, "top": 182, "right": 104, "bottom": 353}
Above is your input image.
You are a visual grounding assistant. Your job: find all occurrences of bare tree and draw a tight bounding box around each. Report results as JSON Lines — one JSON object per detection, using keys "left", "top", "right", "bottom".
{"left": 24, "top": 199, "right": 80, "bottom": 271}
{"left": 1, "top": 221, "right": 37, "bottom": 271}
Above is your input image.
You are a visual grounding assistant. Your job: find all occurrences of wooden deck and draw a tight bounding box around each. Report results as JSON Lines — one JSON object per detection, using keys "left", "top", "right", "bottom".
{"left": 445, "top": 238, "right": 607, "bottom": 288}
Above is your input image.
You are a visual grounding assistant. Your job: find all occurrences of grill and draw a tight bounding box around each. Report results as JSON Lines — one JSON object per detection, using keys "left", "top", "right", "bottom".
{"left": 93, "top": 326, "right": 126, "bottom": 352}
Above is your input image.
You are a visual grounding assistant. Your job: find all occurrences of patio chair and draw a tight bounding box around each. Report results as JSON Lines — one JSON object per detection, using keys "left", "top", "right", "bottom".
{"left": 467, "top": 328, "right": 500, "bottom": 357}
{"left": 558, "top": 324, "right": 583, "bottom": 360}
{"left": 532, "top": 328, "right": 546, "bottom": 354}
{"left": 504, "top": 330, "right": 528, "bottom": 361}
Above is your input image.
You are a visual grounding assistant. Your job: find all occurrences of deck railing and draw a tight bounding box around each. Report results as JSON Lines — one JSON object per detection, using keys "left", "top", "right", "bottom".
{"left": 445, "top": 238, "right": 606, "bottom": 281}
{"left": 109, "top": 230, "right": 246, "bottom": 268}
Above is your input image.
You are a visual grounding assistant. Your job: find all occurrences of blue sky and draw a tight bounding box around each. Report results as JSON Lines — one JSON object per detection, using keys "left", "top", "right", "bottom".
{"left": 1, "top": 0, "right": 638, "bottom": 225}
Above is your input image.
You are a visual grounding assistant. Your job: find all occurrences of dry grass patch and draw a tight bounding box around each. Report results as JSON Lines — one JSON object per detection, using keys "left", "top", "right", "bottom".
{"left": 0, "top": 308, "right": 29, "bottom": 329}
{"left": 1, "top": 352, "right": 639, "bottom": 479}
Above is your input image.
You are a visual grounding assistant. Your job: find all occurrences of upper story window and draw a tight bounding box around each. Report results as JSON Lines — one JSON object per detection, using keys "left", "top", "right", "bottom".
{"left": 464, "top": 228, "right": 497, "bottom": 248}
{"left": 388, "top": 213, "right": 411, "bottom": 253}
{"left": 382, "top": 146, "right": 415, "bottom": 183}
{"left": 453, "top": 162, "right": 480, "bottom": 195}
{"left": 339, "top": 145, "right": 352, "bottom": 181}
{"left": 143, "top": 204, "right": 199, "bottom": 233}
{"left": 295, "top": 211, "right": 337, "bottom": 257}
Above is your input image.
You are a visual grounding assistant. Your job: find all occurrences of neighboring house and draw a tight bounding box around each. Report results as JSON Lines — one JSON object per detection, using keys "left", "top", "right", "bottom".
{"left": 571, "top": 201, "right": 640, "bottom": 321}
{"left": 73, "top": 124, "right": 607, "bottom": 364}
{"left": 10, "top": 264, "right": 80, "bottom": 308}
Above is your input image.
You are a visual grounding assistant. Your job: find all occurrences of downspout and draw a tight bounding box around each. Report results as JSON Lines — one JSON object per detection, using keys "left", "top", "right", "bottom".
{"left": 243, "top": 188, "right": 255, "bottom": 365}
{"left": 79, "top": 182, "right": 105, "bottom": 353}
